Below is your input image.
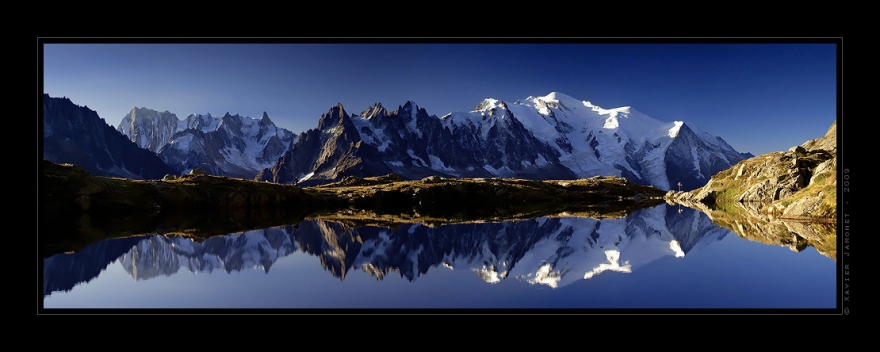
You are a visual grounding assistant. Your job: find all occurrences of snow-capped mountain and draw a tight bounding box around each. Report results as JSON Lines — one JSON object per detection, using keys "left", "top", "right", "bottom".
{"left": 117, "top": 109, "right": 297, "bottom": 179}
{"left": 266, "top": 92, "right": 751, "bottom": 190}
{"left": 42, "top": 204, "right": 730, "bottom": 296}
{"left": 116, "top": 107, "right": 184, "bottom": 153}
{"left": 42, "top": 94, "right": 175, "bottom": 179}
{"left": 505, "top": 92, "right": 753, "bottom": 190}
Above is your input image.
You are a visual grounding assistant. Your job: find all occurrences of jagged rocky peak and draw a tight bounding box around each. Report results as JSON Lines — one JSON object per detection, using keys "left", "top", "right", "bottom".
{"left": 125, "top": 107, "right": 180, "bottom": 129}
{"left": 220, "top": 111, "right": 238, "bottom": 121}
{"left": 184, "top": 113, "right": 215, "bottom": 130}
{"left": 317, "top": 103, "right": 348, "bottom": 130}
{"left": 258, "top": 111, "right": 277, "bottom": 130}
{"left": 119, "top": 109, "right": 161, "bottom": 145}
{"left": 463, "top": 98, "right": 513, "bottom": 120}
{"left": 361, "top": 103, "right": 388, "bottom": 119}
{"left": 219, "top": 111, "right": 245, "bottom": 130}
{"left": 392, "top": 100, "right": 421, "bottom": 116}
{"left": 117, "top": 107, "right": 180, "bottom": 137}
{"left": 131, "top": 107, "right": 176, "bottom": 117}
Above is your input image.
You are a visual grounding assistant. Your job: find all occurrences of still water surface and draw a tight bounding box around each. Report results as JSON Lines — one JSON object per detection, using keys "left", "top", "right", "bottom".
{"left": 41, "top": 204, "right": 837, "bottom": 310}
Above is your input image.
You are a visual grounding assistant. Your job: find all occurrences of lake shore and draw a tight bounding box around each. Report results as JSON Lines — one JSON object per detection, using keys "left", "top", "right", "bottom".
{"left": 40, "top": 160, "right": 668, "bottom": 256}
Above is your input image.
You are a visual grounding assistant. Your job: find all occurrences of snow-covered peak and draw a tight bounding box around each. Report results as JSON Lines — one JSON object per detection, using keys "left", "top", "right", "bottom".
{"left": 537, "top": 91, "right": 578, "bottom": 104}
{"left": 538, "top": 92, "right": 561, "bottom": 102}
{"left": 117, "top": 107, "right": 182, "bottom": 153}
{"left": 516, "top": 93, "right": 660, "bottom": 137}
{"left": 473, "top": 98, "right": 500, "bottom": 112}
{"left": 668, "top": 121, "right": 684, "bottom": 138}
{"left": 535, "top": 92, "right": 591, "bottom": 112}
{"left": 129, "top": 106, "right": 175, "bottom": 118}
{"left": 683, "top": 122, "right": 729, "bottom": 148}
{"left": 120, "top": 107, "right": 179, "bottom": 128}
{"left": 439, "top": 105, "right": 512, "bottom": 137}
{"left": 591, "top": 104, "right": 632, "bottom": 118}
{"left": 439, "top": 92, "right": 700, "bottom": 150}
{"left": 596, "top": 106, "right": 637, "bottom": 130}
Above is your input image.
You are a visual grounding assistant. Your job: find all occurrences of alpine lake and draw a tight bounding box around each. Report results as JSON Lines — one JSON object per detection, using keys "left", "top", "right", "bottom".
{"left": 39, "top": 169, "right": 839, "bottom": 313}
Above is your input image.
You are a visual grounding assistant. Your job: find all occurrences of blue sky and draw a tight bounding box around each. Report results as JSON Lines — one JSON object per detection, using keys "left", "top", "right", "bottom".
{"left": 41, "top": 40, "right": 838, "bottom": 156}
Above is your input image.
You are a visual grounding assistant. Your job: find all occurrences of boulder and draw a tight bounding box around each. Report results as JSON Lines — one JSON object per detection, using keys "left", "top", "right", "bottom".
{"left": 421, "top": 175, "right": 444, "bottom": 183}
{"left": 375, "top": 173, "right": 402, "bottom": 183}
{"left": 810, "top": 159, "right": 835, "bottom": 184}
{"left": 782, "top": 195, "right": 821, "bottom": 218}
{"left": 338, "top": 175, "right": 364, "bottom": 186}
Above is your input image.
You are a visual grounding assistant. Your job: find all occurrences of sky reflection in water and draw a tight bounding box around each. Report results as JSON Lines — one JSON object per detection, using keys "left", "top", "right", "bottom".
{"left": 41, "top": 204, "right": 837, "bottom": 310}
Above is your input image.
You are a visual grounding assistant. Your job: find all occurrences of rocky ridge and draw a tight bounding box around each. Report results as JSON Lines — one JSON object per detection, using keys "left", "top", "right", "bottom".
{"left": 666, "top": 121, "right": 837, "bottom": 220}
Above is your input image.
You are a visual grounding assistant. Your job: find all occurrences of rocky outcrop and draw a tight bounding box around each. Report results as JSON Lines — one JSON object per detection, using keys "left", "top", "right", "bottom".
{"left": 665, "top": 178, "right": 716, "bottom": 204}
{"left": 733, "top": 148, "right": 832, "bottom": 203}
{"left": 801, "top": 121, "right": 837, "bottom": 154}
{"left": 666, "top": 121, "right": 837, "bottom": 220}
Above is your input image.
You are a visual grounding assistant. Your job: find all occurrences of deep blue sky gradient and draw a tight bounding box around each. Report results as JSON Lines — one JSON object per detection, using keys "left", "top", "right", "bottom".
{"left": 42, "top": 41, "right": 838, "bottom": 156}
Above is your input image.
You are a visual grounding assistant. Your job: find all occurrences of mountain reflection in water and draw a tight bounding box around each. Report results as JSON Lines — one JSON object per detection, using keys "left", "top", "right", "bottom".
{"left": 41, "top": 204, "right": 838, "bottom": 309}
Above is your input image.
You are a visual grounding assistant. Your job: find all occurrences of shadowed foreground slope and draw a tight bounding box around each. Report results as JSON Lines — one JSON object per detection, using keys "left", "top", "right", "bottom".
{"left": 40, "top": 160, "right": 667, "bottom": 256}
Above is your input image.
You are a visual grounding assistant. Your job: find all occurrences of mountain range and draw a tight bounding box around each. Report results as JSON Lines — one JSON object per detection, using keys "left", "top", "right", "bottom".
{"left": 116, "top": 107, "right": 297, "bottom": 179}
{"left": 264, "top": 92, "right": 752, "bottom": 190}
{"left": 42, "top": 92, "right": 753, "bottom": 191}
